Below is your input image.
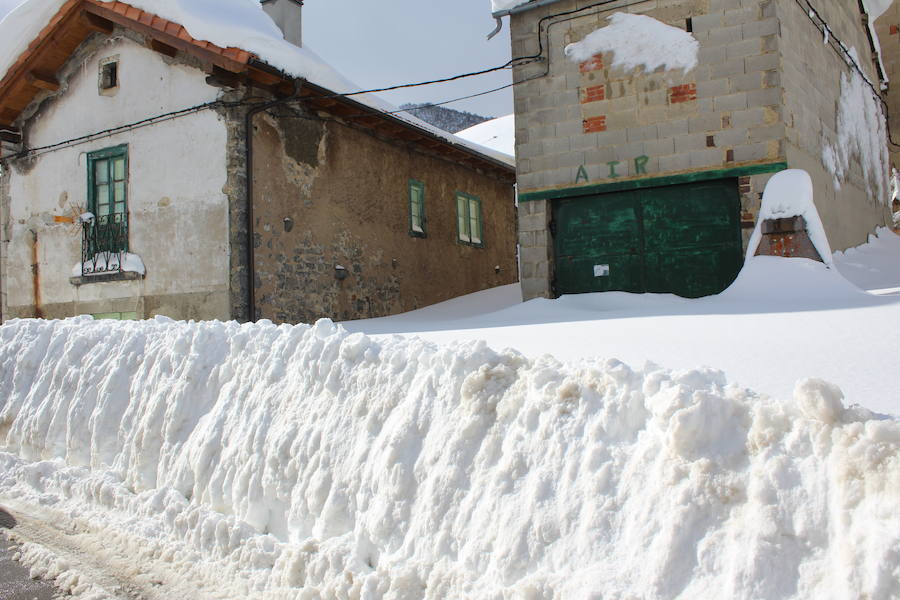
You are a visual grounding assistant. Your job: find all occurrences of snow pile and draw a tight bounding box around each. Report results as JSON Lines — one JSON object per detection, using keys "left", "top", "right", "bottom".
{"left": 834, "top": 226, "right": 900, "bottom": 290}
{"left": 0, "top": 0, "right": 513, "bottom": 167}
{"left": 565, "top": 12, "right": 699, "bottom": 73}
{"left": 821, "top": 48, "right": 890, "bottom": 203}
{"left": 455, "top": 114, "right": 515, "bottom": 158}
{"left": 745, "top": 169, "right": 833, "bottom": 265}
{"left": 1, "top": 317, "right": 899, "bottom": 599}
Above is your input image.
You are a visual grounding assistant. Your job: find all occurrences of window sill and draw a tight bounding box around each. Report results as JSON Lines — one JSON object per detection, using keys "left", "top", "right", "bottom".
{"left": 70, "top": 271, "right": 144, "bottom": 286}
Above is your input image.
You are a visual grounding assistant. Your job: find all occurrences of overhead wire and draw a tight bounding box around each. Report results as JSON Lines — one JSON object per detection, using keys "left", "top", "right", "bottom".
{"left": 4, "top": 0, "right": 894, "bottom": 158}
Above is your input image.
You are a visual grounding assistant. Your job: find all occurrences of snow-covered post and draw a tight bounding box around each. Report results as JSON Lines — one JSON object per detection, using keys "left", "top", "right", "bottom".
{"left": 746, "top": 169, "right": 833, "bottom": 264}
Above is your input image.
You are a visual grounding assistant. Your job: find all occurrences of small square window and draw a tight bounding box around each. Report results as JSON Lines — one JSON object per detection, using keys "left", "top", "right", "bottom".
{"left": 99, "top": 57, "right": 119, "bottom": 95}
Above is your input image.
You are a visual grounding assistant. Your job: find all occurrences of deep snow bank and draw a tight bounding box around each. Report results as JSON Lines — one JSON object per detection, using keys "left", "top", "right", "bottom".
{"left": 1, "top": 317, "right": 899, "bottom": 599}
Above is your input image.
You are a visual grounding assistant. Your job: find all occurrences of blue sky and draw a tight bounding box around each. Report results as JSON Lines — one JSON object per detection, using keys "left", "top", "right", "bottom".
{"left": 0, "top": 0, "right": 515, "bottom": 118}
{"left": 303, "top": 0, "right": 514, "bottom": 117}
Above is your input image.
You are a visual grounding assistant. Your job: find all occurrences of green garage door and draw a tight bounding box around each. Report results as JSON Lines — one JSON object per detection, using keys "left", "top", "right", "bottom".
{"left": 552, "top": 179, "right": 742, "bottom": 298}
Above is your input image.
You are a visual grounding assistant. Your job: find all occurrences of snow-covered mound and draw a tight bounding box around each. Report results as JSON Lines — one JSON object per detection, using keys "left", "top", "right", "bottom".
{"left": 834, "top": 227, "right": 900, "bottom": 291}
{"left": 565, "top": 12, "right": 699, "bottom": 73}
{"left": 456, "top": 114, "right": 515, "bottom": 159}
{"left": 746, "top": 169, "right": 833, "bottom": 264}
{"left": 1, "top": 317, "right": 898, "bottom": 599}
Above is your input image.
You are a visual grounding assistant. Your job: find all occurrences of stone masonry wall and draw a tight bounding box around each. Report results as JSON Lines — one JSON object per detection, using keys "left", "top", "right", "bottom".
{"left": 251, "top": 107, "right": 518, "bottom": 324}
{"left": 777, "top": 1, "right": 893, "bottom": 251}
{"left": 511, "top": 0, "right": 786, "bottom": 299}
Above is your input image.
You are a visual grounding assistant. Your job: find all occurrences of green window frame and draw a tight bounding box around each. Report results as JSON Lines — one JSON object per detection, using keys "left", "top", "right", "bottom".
{"left": 455, "top": 192, "right": 483, "bottom": 247}
{"left": 408, "top": 179, "right": 426, "bottom": 237}
{"left": 87, "top": 145, "right": 129, "bottom": 253}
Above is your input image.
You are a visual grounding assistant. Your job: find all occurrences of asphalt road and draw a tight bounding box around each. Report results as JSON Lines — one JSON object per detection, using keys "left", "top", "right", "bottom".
{"left": 0, "top": 508, "right": 60, "bottom": 600}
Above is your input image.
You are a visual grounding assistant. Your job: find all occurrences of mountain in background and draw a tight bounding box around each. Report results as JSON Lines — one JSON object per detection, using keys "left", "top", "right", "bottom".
{"left": 400, "top": 103, "right": 493, "bottom": 134}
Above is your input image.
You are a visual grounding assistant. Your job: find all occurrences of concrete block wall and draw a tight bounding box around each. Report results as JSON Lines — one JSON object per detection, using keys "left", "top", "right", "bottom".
{"left": 511, "top": 0, "right": 787, "bottom": 298}
{"left": 518, "top": 199, "right": 552, "bottom": 299}
{"left": 511, "top": 0, "right": 785, "bottom": 197}
{"left": 777, "top": 0, "right": 893, "bottom": 250}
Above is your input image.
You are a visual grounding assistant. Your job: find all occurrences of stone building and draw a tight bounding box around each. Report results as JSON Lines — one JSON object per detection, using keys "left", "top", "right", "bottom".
{"left": 493, "top": 0, "right": 895, "bottom": 299}
{"left": 0, "top": 0, "right": 517, "bottom": 323}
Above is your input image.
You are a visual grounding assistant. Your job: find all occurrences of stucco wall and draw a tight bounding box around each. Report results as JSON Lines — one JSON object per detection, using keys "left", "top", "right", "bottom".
{"left": 777, "top": 1, "right": 893, "bottom": 251}
{"left": 0, "top": 33, "right": 231, "bottom": 321}
{"left": 250, "top": 110, "right": 518, "bottom": 324}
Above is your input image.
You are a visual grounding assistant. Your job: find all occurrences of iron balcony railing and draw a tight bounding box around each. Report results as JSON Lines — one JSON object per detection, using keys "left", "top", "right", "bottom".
{"left": 80, "top": 213, "right": 128, "bottom": 276}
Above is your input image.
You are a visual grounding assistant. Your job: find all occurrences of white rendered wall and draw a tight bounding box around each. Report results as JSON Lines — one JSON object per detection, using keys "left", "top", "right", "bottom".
{"left": 3, "top": 35, "right": 231, "bottom": 320}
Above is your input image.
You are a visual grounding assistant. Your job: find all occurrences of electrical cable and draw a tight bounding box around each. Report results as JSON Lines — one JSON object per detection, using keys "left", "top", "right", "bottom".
{"left": 792, "top": 0, "right": 900, "bottom": 148}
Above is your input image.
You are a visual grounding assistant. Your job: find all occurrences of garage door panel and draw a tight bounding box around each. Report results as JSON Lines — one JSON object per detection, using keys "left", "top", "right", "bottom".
{"left": 552, "top": 178, "right": 742, "bottom": 298}
{"left": 554, "top": 253, "right": 644, "bottom": 294}
{"left": 644, "top": 245, "right": 743, "bottom": 298}
{"left": 641, "top": 182, "right": 740, "bottom": 252}
{"left": 554, "top": 193, "right": 640, "bottom": 257}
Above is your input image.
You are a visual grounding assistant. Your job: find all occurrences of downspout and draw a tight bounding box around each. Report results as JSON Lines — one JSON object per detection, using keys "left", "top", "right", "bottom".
{"left": 30, "top": 229, "right": 42, "bottom": 318}
{"left": 243, "top": 83, "right": 300, "bottom": 322}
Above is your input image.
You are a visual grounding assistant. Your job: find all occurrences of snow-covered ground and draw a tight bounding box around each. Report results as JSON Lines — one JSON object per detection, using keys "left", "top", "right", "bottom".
{"left": 0, "top": 227, "right": 897, "bottom": 599}
{"left": 346, "top": 227, "right": 900, "bottom": 417}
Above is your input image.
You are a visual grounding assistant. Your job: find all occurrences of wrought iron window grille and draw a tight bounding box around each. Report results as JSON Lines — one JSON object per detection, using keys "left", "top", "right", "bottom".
{"left": 80, "top": 213, "right": 129, "bottom": 276}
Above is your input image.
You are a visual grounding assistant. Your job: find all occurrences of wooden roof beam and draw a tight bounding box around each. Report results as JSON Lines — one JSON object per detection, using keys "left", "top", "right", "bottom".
{"left": 0, "top": 108, "right": 17, "bottom": 126}
{"left": 148, "top": 39, "right": 178, "bottom": 58}
{"left": 0, "top": 129, "right": 22, "bottom": 144}
{"left": 26, "top": 71, "right": 59, "bottom": 92}
{"left": 82, "top": 2, "right": 248, "bottom": 74}
{"left": 79, "top": 10, "right": 114, "bottom": 35}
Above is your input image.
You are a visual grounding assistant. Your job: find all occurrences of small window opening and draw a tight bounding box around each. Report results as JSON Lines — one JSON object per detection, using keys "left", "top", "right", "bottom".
{"left": 685, "top": 17, "right": 693, "bottom": 32}
{"left": 101, "top": 61, "right": 118, "bottom": 90}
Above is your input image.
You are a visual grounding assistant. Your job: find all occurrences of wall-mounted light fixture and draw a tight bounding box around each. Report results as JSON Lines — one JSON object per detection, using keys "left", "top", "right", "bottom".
{"left": 334, "top": 265, "right": 348, "bottom": 281}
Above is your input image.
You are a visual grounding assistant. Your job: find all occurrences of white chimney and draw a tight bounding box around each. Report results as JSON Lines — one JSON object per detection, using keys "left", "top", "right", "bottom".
{"left": 261, "top": 0, "right": 303, "bottom": 47}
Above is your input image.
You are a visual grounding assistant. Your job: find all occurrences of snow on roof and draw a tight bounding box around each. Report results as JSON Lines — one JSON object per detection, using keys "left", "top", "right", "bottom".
{"left": 565, "top": 12, "right": 699, "bottom": 73}
{"left": 455, "top": 114, "right": 515, "bottom": 159}
{"left": 0, "top": 0, "right": 514, "bottom": 167}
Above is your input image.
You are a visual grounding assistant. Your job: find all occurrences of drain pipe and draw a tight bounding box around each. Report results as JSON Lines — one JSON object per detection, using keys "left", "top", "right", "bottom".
{"left": 243, "top": 83, "right": 300, "bottom": 322}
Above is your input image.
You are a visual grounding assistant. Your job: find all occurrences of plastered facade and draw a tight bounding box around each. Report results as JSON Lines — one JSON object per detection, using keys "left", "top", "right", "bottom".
{"left": 0, "top": 27, "right": 518, "bottom": 324}
{"left": 509, "top": 0, "right": 893, "bottom": 299}
{"left": 0, "top": 32, "right": 231, "bottom": 321}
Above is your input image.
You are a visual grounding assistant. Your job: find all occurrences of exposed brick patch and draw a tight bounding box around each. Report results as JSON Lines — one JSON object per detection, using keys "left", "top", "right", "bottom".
{"left": 891, "top": 24, "right": 899, "bottom": 35}
{"left": 580, "top": 84, "right": 606, "bottom": 103}
{"left": 669, "top": 83, "right": 697, "bottom": 104}
{"left": 583, "top": 116, "right": 607, "bottom": 133}
{"left": 579, "top": 54, "right": 604, "bottom": 73}
{"left": 738, "top": 176, "right": 752, "bottom": 194}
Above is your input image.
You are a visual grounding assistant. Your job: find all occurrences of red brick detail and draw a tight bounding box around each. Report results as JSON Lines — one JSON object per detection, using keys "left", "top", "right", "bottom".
{"left": 669, "top": 83, "right": 697, "bottom": 104}
{"left": 580, "top": 85, "right": 606, "bottom": 103}
{"left": 891, "top": 24, "right": 899, "bottom": 35}
{"left": 579, "top": 54, "right": 604, "bottom": 73}
{"left": 582, "top": 116, "right": 607, "bottom": 133}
